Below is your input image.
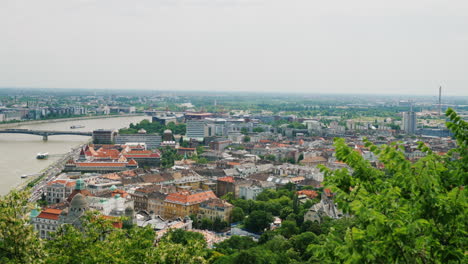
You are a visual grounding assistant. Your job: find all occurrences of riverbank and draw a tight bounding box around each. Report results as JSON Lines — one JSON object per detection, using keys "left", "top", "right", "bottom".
{"left": 20, "top": 143, "right": 86, "bottom": 202}
{"left": 0, "top": 113, "right": 145, "bottom": 129}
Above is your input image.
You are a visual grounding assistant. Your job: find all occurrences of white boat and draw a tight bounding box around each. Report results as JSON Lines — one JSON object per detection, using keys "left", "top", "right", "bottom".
{"left": 36, "top": 152, "right": 49, "bottom": 159}
{"left": 70, "top": 125, "right": 85, "bottom": 129}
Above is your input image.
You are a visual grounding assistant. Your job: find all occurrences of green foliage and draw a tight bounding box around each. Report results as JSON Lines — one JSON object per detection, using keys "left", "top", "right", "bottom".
{"left": 0, "top": 191, "right": 44, "bottom": 264}
{"left": 244, "top": 211, "right": 274, "bottom": 233}
{"left": 120, "top": 120, "right": 186, "bottom": 136}
{"left": 310, "top": 108, "right": 467, "bottom": 263}
{"left": 231, "top": 207, "right": 245, "bottom": 223}
{"left": 160, "top": 146, "right": 182, "bottom": 168}
{"left": 243, "top": 136, "right": 251, "bottom": 143}
{"left": 214, "top": 236, "right": 257, "bottom": 255}
{"left": 253, "top": 127, "right": 265, "bottom": 133}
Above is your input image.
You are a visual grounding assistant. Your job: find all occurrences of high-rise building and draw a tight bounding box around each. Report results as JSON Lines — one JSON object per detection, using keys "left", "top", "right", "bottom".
{"left": 186, "top": 119, "right": 206, "bottom": 140}
{"left": 402, "top": 111, "right": 416, "bottom": 134}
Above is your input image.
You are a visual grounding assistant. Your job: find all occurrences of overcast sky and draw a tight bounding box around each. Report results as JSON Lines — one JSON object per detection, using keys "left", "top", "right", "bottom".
{"left": 1, "top": 0, "right": 467, "bottom": 95}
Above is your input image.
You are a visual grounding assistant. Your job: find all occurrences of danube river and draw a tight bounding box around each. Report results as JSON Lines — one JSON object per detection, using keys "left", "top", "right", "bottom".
{"left": 0, "top": 115, "right": 148, "bottom": 195}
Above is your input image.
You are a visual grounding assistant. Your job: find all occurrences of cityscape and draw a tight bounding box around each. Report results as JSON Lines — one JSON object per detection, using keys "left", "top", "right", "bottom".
{"left": 0, "top": 88, "right": 466, "bottom": 263}
{"left": 1, "top": 0, "right": 467, "bottom": 263}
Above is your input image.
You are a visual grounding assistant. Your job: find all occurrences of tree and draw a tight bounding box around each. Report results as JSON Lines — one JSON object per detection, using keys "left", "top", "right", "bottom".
{"left": 243, "top": 136, "right": 250, "bottom": 143}
{"left": 253, "top": 127, "right": 265, "bottom": 133}
{"left": 200, "top": 218, "right": 214, "bottom": 230}
{"left": 214, "top": 236, "right": 257, "bottom": 255}
{"left": 160, "top": 146, "right": 182, "bottom": 168}
{"left": 0, "top": 191, "right": 45, "bottom": 264}
{"left": 264, "top": 154, "right": 276, "bottom": 162}
{"left": 231, "top": 207, "right": 245, "bottom": 223}
{"left": 244, "top": 210, "right": 274, "bottom": 233}
{"left": 278, "top": 220, "right": 299, "bottom": 238}
{"left": 240, "top": 127, "right": 249, "bottom": 135}
{"left": 213, "top": 218, "right": 228, "bottom": 232}
{"left": 309, "top": 108, "right": 467, "bottom": 263}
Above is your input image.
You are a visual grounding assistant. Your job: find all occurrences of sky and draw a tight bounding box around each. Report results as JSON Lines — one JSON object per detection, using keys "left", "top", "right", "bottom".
{"left": 1, "top": 0, "right": 467, "bottom": 96}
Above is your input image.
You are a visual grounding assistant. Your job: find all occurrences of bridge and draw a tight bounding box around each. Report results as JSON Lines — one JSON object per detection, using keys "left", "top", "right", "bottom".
{"left": 0, "top": 129, "right": 93, "bottom": 141}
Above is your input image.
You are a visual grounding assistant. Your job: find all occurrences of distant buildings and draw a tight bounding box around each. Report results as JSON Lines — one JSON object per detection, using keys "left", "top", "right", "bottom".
{"left": 114, "top": 133, "right": 162, "bottom": 150}
{"left": 402, "top": 111, "right": 417, "bottom": 134}
{"left": 92, "top": 129, "right": 117, "bottom": 144}
{"left": 186, "top": 119, "right": 206, "bottom": 140}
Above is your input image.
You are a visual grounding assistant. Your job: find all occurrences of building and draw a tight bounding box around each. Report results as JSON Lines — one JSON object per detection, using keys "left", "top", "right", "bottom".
{"left": 239, "top": 185, "right": 264, "bottom": 200}
{"left": 402, "top": 111, "right": 417, "bottom": 134}
{"left": 122, "top": 150, "right": 161, "bottom": 167}
{"left": 186, "top": 119, "right": 206, "bottom": 140}
{"left": 115, "top": 133, "right": 162, "bottom": 149}
{"left": 45, "top": 179, "right": 76, "bottom": 204}
{"left": 152, "top": 115, "right": 177, "bottom": 125}
{"left": 147, "top": 192, "right": 167, "bottom": 216}
{"left": 163, "top": 190, "right": 217, "bottom": 220}
{"left": 198, "top": 198, "right": 233, "bottom": 222}
{"left": 93, "top": 129, "right": 117, "bottom": 144}
{"left": 64, "top": 159, "right": 138, "bottom": 173}
{"left": 31, "top": 208, "right": 62, "bottom": 239}
{"left": 59, "top": 193, "right": 90, "bottom": 229}
{"left": 300, "top": 156, "right": 328, "bottom": 167}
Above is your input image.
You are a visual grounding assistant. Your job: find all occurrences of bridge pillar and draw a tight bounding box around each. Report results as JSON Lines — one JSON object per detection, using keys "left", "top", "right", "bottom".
{"left": 42, "top": 134, "right": 48, "bottom": 141}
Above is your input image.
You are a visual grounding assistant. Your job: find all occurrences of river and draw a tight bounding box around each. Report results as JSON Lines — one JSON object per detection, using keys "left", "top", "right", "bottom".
{"left": 0, "top": 115, "right": 148, "bottom": 195}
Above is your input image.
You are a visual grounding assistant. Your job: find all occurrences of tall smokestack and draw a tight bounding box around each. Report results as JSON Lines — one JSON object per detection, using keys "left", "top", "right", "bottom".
{"left": 438, "top": 86, "right": 442, "bottom": 116}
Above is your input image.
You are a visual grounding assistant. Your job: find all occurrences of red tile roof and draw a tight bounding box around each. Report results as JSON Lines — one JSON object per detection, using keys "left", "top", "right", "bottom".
{"left": 297, "top": 190, "right": 319, "bottom": 199}
{"left": 47, "top": 180, "right": 76, "bottom": 188}
{"left": 37, "top": 208, "right": 62, "bottom": 220}
{"left": 217, "top": 176, "right": 235, "bottom": 183}
{"left": 75, "top": 162, "right": 127, "bottom": 167}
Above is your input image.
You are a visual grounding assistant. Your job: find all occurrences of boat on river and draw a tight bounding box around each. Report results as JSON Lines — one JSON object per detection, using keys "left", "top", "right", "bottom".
{"left": 36, "top": 153, "right": 49, "bottom": 159}
{"left": 70, "top": 125, "right": 85, "bottom": 129}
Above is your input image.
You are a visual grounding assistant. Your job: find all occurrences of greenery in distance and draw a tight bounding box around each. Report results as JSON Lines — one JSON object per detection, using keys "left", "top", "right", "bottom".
{"left": 0, "top": 109, "right": 466, "bottom": 263}
{"left": 119, "top": 119, "right": 186, "bottom": 135}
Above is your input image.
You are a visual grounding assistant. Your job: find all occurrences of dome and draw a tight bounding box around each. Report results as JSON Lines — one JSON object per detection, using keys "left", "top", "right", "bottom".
{"left": 109, "top": 185, "right": 117, "bottom": 191}
{"left": 70, "top": 193, "right": 88, "bottom": 209}
{"left": 164, "top": 129, "right": 172, "bottom": 134}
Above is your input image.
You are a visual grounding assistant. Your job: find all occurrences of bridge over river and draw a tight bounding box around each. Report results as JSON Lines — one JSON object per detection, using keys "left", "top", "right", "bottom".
{"left": 0, "top": 129, "right": 93, "bottom": 141}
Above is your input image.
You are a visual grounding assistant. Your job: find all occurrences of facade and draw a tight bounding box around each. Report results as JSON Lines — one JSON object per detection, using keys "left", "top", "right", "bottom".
{"left": 163, "top": 190, "right": 217, "bottom": 220}
{"left": 186, "top": 119, "right": 206, "bottom": 140}
{"left": 216, "top": 176, "right": 236, "bottom": 197}
{"left": 198, "top": 198, "right": 233, "bottom": 222}
{"left": 115, "top": 134, "right": 162, "bottom": 149}
{"left": 93, "top": 129, "right": 117, "bottom": 144}
{"left": 239, "top": 185, "right": 264, "bottom": 200}
{"left": 45, "top": 180, "right": 76, "bottom": 204}
{"left": 147, "top": 192, "right": 167, "bottom": 216}
{"left": 31, "top": 208, "right": 62, "bottom": 239}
